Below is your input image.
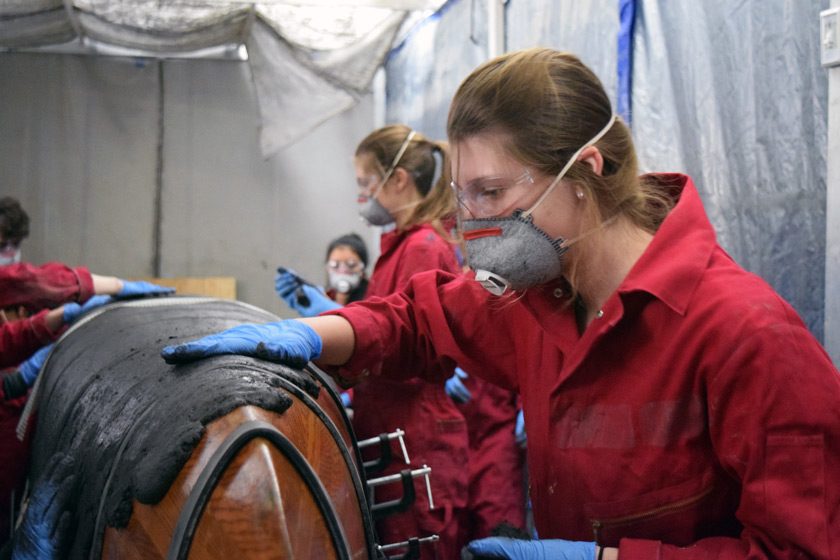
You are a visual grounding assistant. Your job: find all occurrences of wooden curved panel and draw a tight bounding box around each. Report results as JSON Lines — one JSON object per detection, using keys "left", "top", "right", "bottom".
{"left": 102, "top": 400, "right": 368, "bottom": 559}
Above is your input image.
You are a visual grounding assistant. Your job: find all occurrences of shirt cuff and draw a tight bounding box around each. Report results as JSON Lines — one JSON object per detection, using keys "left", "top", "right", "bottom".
{"left": 73, "top": 266, "right": 95, "bottom": 303}
{"left": 322, "top": 305, "right": 387, "bottom": 384}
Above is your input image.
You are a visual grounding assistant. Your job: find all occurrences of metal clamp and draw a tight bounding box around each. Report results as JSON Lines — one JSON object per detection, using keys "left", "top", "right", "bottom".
{"left": 358, "top": 428, "right": 410, "bottom": 476}
{"left": 377, "top": 535, "right": 439, "bottom": 560}
{"left": 367, "top": 465, "right": 433, "bottom": 519}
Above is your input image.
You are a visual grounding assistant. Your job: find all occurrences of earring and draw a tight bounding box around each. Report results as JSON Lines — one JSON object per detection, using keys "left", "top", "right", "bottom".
{"left": 576, "top": 191, "right": 585, "bottom": 200}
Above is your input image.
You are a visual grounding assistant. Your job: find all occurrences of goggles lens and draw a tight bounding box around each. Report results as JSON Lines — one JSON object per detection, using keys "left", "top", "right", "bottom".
{"left": 450, "top": 169, "right": 535, "bottom": 219}
{"left": 327, "top": 259, "right": 363, "bottom": 272}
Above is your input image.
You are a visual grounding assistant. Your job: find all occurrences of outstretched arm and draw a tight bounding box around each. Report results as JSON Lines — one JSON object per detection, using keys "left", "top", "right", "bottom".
{"left": 298, "top": 315, "right": 355, "bottom": 366}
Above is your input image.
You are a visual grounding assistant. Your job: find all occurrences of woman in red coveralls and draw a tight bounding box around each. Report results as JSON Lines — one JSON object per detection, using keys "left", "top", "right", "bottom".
{"left": 0, "top": 196, "right": 173, "bottom": 547}
{"left": 346, "top": 125, "right": 470, "bottom": 559}
{"left": 166, "top": 49, "right": 840, "bottom": 560}
{"left": 276, "top": 125, "right": 470, "bottom": 558}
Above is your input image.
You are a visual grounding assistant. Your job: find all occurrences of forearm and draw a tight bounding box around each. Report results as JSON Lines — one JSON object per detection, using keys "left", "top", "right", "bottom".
{"left": 45, "top": 307, "right": 65, "bottom": 332}
{"left": 299, "top": 315, "right": 355, "bottom": 366}
{"left": 91, "top": 274, "right": 123, "bottom": 295}
{"left": 600, "top": 547, "right": 618, "bottom": 560}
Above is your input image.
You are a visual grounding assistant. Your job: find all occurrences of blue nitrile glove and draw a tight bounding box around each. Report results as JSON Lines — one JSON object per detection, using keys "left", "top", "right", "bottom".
{"left": 161, "top": 320, "right": 322, "bottom": 368}
{"left": 12, "top": 454, "right": 77, "bottom": 560}
{"left": 466, "top": 537, "right": 596, "bottom": 560}
{"left": 291, "top": 284, "right": 341, "bottom": 317}
{"left": 116, "top": 280, "right": 175, "bottom": 298}
{"left": 275, "top": 268, "right": 305, "bottom": 299}
{"left": 340, "top": 391, "right": 352, "bottom": 408}
{"left": 19, "top": 344, "right": 54, "bottom": 387}
{"left": 62, "top": 294, "right": 112, "bottom": 324}
{"left": 515, "top": 409, "right": 527, "bottom": 447}
{"left": 445, "top": 367, "right": 472, "bottom": 404}
{"left": 275, "top": 269, "right": 341, "bottom": 317}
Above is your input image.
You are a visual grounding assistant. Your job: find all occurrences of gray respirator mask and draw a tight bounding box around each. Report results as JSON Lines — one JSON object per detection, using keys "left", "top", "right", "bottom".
{"left": 461, "top": 115, "right": 616, "bottom": 296}
{"left": 358, "top": 130, "right": 416, "bottom": 227}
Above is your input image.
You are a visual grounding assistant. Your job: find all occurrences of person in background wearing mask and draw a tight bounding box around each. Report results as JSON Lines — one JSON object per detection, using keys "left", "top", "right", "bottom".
{"left": 0, "top": 197, "right": 26, "bottom": 267}
{"left": 0, "top": 195, "right": 174, "bottom": 548}
{"left": 275, "top": 232, "right": 369, "bottom": 415}
{"left": 324, "top": 233, "right": 369, "bottom": 305}
{"left": 0, "top": 196, "right": 174, "bottom": 365}
{"left": 270, "top": 125, "right": 469, "bottom": 559}
{"left": 164, "top": 48, "right": 840, "bottom": 560}
{"left": 275, "top": 232, "right": 369, "bottom": 314}
{"left": 280, "top": 232, "right": 528, "bottom": 549}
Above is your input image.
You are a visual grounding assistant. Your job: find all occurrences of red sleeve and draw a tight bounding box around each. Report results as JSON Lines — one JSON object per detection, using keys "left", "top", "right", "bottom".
{"left": 326, "top": 269, "right": 519, "bottom": 392}
{"left": 392, "top": 231, "right": 460, "bottom": 291}
{"left": 0, "top": 311, "right": 61, "bottom": 369}
{"left": 0, "top": 262, "right": 94, "bottom": 310}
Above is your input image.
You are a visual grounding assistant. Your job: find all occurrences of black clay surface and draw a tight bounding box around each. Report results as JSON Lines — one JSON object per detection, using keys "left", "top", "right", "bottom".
{"left": 26, "top": 298, "right": 321, "bottom": 559}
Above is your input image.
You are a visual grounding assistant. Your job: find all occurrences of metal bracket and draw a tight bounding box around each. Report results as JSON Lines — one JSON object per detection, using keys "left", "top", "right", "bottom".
{"left": 367, "top": 465, "right": 433, "bottom": 519}
{"left": 377, "top": 535, "right": 440, "bottom": 560}
{"left": 358, "top": 428, "right": 410, "bottom": 476}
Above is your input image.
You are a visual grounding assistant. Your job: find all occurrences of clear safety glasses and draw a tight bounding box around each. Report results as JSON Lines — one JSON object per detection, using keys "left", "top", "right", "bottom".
{"left": 450, "top": 169, "right": 537, "bottom": 219}
{"left": 356, "top": 174, "right": 382, "bottom": 198}
{"left": 356, "top": 130, "right": 417, "bottom": 202}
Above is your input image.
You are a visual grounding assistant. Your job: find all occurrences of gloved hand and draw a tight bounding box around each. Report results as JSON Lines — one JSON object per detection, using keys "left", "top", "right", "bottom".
{"left": 62, "top": 295, "right": 112, "bottom": 324}
{"left": 19, "top": 344, "right": 54, "bottom": 387}
{"left": 275, "top": 269, "right": 341, "bottom": 317}
{"left": 466, "top": 537, "right": 596, "bottom": 560}
{"left": 161, "top": 320, "right": 322, "bottom": 368}
{"left": 12, "top": 454, "right": 78, "bottom": 560}
{"left": 116, "top": 280, "right": 175, "bottom": 298}
{"left": 275, "top": 268, "right": 305, "bottom": 299}
{"left": 515, "top": 409, "right": 526, "bottom": 447}
{"left": 445, "top": 367, "right": 472, "bottom": 404}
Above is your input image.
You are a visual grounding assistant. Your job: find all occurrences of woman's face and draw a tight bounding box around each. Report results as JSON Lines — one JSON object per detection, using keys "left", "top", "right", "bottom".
{"left": 451, "top": 132, "right": 585, "bottom": 241}
{"left": 326, "top": 245, "right": 364, "bottom": 276}
{"left": 354, "top": 154, "right": 400, "bottom": 211}
{"left": 326, "top": 245, "right": 365, "bottom": 293}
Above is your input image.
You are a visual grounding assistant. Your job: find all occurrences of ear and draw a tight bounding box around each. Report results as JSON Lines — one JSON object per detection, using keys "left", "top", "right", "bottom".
{"left": 579, "top": 146, "right": 604, "bottom": 176}
{"left": 391, "top": 167, "right": 413, "bottom": 192}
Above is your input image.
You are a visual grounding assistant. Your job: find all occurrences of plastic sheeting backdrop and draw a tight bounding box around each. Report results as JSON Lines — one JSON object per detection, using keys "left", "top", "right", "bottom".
{"left": 386, "top": 0, "right": 829, "bottom": 340}
{"left": 0, "top": 0, "right": 444, "bottom": 156}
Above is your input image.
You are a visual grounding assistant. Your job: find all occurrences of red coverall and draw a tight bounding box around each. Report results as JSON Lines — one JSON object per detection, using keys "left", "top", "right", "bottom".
{"left": 328, "top": 174, "right": 840, "bottom": 559}
{"left": 347, "top": 224, "right": 469, "bottom": 559}
{"left": 456, "top": 375, "right": 525, "bottom": 545}
{"left": 0, "top": 262, "right": 93, "bottom": 544}
{"left": 0, "top": 262, "right": 94, "bottom": 311}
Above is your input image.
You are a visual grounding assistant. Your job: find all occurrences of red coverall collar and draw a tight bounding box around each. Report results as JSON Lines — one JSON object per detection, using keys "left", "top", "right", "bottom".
{"left": 619, "top": 173, "right": 719, "bottom": 316}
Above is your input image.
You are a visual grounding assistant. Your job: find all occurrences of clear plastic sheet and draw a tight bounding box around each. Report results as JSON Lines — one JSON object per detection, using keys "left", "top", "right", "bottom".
{"left": 385, "top": 0, "right": 489, "bottom": 140}
{"left": 0, "top": 1, "right": 440, "bottom": 155}
{"left": 633, "top": 0, "right": 829, "bottom": 339}
{"left": 386, "top": 0, "right": 829, "bottom": 340}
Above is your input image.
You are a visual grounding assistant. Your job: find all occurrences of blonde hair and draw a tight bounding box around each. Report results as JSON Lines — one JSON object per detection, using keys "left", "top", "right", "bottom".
{"left": 355, "top": 124, "right": 455, "bottom": 234}
{"left": 447, "top": 48, "right": 672, "bottom": 297}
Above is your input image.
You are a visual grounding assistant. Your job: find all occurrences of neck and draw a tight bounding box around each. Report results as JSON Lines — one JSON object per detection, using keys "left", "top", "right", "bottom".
{"left": 575, "top": 216, "right": 652, "bottom": 323}
{"left": 393, "top": 193, "right": 422, "bottom": 230}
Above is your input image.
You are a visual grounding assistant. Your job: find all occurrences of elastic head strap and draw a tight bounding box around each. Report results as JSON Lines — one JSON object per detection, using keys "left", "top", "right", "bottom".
{"left": 522, "top": 114, "right": 616, "bottom": 218}
{"left": 371, "top": 130, "right": 417, "bottom": 199}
